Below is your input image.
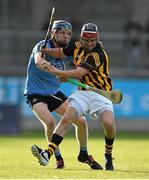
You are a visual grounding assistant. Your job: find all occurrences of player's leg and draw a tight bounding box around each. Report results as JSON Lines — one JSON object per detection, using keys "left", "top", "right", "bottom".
{"left": 54, "top": 92, "right": 102, "bottom": 169}
{"left": 73, "top": 118, "right": 103, "bottom": 170}
{"left": 31, "top": 106, "right": 79, "bottom": 166}
{"left": 100, "top": 110, "right": 116, "bottom": 171}
{"left": 32, "top": 102, "right": 64, "bottom": 168}
{"left": 55, "top": 101, "right": 88, "bottom": 153}
{"left": 73, "top": 116, "right": 88, "bottom": 153}
{"left": 32, "top": 103, "right": 56, "bottom": 143}
{"left": 90, "top": 93, "right": 115, "bottom": 170}
{"left": 31, "top": 91, "right": 102, "bottom": 169}
{"left": 32, "top": 103, "right": 64, "bottom": 168}
{"left": 56, "top": 99, "right": 103, "bottom": 169}
{"left": 55, "top": 100, "right": 90, "bottom": 162}
{"left": 26, "top": 94, "right": 64, "bottom": 168}
{"left": 46, "top": 98, "right": 103, "bottom": 169}
{"left": 25, "top": 94, "right": 56, "bottom": 143}
{"left": 32, "top": 103, "right": 64, "bottom": 167}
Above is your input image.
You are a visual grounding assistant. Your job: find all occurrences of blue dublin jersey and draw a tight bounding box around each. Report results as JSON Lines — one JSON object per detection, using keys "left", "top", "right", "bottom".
{"left": 24, "top": 39, "right": 71, "bottom": 95}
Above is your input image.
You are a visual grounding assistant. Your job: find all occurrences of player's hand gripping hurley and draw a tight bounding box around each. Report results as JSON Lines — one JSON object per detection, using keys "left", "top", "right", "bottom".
{"left": 67, "top": 79, "right": 122, "bottom": 104}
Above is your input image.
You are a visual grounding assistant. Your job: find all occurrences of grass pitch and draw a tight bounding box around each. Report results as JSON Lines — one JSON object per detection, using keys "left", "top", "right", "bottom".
{"left": 0, "top": 131, "right": 149, "bottom": 179}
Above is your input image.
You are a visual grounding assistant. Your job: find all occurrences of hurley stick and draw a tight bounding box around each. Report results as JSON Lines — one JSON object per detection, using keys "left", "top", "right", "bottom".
{"left": 67, "top": 79, "right": 122, "bottom": 104}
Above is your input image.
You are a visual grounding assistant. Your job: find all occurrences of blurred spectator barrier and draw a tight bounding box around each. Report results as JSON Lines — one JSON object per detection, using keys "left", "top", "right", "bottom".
{"left": 1, "top": 31, "right": 149, "bottom": 75}
{"left": 0, "top": 104, "right": 20, "bottom": 134}
{"left": 113, "top": 79, "right": 149, "bottom": 119}
{"left": 0, "top": 78, "right": 22, "bottom": 134}
{"left": 0, "top": 77, "right": 149, "bottom": 120}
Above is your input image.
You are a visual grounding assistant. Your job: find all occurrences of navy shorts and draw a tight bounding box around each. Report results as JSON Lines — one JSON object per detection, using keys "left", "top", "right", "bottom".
{"left": 24, "top": 91, "right": 67, "bottom": 112}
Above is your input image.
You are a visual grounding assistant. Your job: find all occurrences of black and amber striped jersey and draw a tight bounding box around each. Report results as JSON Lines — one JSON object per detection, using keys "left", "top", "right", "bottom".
{"left": 63, "top": 41, "right": 112, "bottom": 91}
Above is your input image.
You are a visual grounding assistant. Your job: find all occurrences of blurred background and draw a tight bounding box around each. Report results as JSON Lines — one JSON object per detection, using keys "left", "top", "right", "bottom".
{"left": 0, "top": 0, "right": 149, "bottom": 134}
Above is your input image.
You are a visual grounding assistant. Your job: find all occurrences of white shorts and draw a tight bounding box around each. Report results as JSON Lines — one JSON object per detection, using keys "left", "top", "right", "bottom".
{"left": 68, "top": 90, "right": 114, "bottom": 118}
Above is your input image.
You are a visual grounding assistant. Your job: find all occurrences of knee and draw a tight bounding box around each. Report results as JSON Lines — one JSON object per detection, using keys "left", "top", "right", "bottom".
{"left": 105, "top": 118, "right": 115, "bottom": 128}
{"left": 77, "top": 116, "right": 87, "bottom": 126}
{"left": 57, "top": 116, "right": 72, "bottom": 132}
{"left": 73, "top": 116, "right": 87, "bottom": 129}
{"left": 104, "top": 118, "right": 116, "bottom": 132}
{"left": 60, "top": 115, "right": 71, "bottom": 126}
{"left": 101, "top": 111, "right": 115, "bottom": 128}
{"left": 44, "top": 119, "right": 56, "bottom": 130}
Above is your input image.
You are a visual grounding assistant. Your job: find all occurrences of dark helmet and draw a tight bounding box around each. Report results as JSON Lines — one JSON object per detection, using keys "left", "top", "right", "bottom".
{"left": 80, "top": 23, "right": 98, "bottom": 39}
{"left": 51, "top": 20, "right": 72, "bottom": 32}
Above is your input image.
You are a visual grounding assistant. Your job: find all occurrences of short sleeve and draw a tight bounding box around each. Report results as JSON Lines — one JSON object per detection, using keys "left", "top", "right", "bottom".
{"left": 32, "top": 41, "right": 44, "bottom": 54}
{"left": 79, "top": 52, "right": 100, "bottom": 71}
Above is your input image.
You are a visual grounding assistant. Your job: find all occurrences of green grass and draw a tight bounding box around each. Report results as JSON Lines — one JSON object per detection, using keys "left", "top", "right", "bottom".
{"left": 0, "top": 131, "right": 149, "bottom": 179}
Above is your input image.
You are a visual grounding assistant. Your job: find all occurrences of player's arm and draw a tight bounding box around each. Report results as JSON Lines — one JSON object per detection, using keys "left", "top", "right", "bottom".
{"left": 32, "top": 42, "right": 51, "bottom": 72}
{"left": 45, "top": 52, "right": 99, "bottom": 78}
{"left": 40, "top": 41, "right": 75, "bottom": 59}
{"left": 40, "top": 47, "right": 66, "bottom": 59}
{"left": 45, "top": 62, "right": 88, "bottom": 79}
{"left": 34, "top": 52, "right": 51, "bottom": 71}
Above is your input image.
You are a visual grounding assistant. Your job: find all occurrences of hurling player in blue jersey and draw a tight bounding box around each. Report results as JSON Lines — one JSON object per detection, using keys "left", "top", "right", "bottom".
{"left": 24, "top": 20, "right": 101, "bottom": 169}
